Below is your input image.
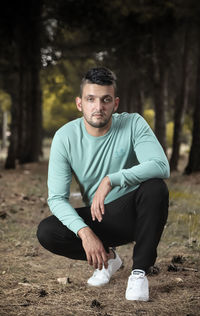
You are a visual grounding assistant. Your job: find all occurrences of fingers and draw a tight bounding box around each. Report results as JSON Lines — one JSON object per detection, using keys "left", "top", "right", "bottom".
{"left": 92, "top": 252, "right": 108, "bottom": 270}
{"left": 80, "top": 227, "right": 109, "bottom": 270}
{"left": 90, "top": 176, "right": 112, "bottom": 222}
{"left": 102, "top": 252, "right": 109, "bottom": 269}
{"left": 87, "top": 250, "right": 108, "bottom": 270}
{"left": 91, "top": 200, "right": 105, "bottom": 222}
{"left": 86, "top": 251, "right": 92, "bottom": 267}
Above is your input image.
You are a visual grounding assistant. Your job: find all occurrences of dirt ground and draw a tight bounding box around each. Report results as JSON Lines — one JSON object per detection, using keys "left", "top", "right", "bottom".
{"left": 0, "top": 156, "right": 200, "bottom": 316}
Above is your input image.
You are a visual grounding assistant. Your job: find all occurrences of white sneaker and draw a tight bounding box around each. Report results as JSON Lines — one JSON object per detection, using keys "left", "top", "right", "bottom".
{"left": 125, "top": 269, "right": 149, "bottom": 301}
{"left": 87, "top": 251, "right": 122, "bottom": 286}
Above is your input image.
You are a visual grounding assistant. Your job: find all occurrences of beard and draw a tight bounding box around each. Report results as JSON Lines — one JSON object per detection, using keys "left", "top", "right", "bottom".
{"left": 83, "top": 111, "right": 113, "bottom": 128}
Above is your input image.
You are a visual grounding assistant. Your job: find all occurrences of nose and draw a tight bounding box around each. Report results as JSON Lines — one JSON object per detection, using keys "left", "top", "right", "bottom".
{"left": 95, "top": 98, "right": 103, "bottom": 111}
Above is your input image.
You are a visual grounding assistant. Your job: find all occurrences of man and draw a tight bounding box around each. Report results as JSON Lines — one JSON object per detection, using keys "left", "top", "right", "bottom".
{"left": 37, "top": 67, "right": 169, "bottom": 301}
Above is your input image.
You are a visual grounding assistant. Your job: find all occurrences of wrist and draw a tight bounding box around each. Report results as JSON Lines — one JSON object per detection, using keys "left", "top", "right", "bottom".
{"left": 78, "top": 226, "right": 93, "bottom": 240}
{"left": 104, "top": 176, "right": 112, "bottom": 187}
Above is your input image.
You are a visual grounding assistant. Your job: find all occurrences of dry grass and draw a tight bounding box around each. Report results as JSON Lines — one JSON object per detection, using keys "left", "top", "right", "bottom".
{"left": 0, "top": 158, "right": 200, "bottom": 316}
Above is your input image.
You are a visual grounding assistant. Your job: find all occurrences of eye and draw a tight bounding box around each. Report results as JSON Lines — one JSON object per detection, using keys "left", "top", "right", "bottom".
{"left": 103, "top": 96, "right": 112, "bottom": 103}
{"left": 87, "top": 96, "right": 94, "bottom": 102}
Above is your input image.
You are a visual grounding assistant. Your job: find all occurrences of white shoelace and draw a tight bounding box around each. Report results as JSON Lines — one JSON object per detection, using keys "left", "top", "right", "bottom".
{"left": 128, "top": 273, "right": 145, "bottom": 289}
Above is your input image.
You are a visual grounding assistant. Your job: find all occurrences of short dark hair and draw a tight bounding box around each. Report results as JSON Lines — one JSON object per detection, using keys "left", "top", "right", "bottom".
{"left": 80, "top": 67, "right": 117, "bottom": 96}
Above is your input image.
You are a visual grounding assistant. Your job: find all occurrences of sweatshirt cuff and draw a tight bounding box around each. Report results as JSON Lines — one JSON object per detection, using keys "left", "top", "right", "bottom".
{"left": 68, "top": 218, "right": 88, "bottom": 236}
{"left": 107, "top": 171, "right": 122, "bottom": 187}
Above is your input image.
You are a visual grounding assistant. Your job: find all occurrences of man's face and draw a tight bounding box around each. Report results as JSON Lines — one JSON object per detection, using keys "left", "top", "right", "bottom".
{"left": 76, "top": 84, "right": 119, "bottom": 129}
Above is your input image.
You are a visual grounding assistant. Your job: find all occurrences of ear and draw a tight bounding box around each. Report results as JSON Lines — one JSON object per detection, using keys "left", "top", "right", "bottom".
{"left": 114, "top": 97, "right": 120, "bottom": 112}
{"left": 76, "top": 97, "right": 82, "bottom": 112}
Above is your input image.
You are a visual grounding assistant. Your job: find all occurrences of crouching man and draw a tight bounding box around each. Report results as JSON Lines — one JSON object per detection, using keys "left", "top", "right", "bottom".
{"left": 37, "top": 67, "right": 169, "bottom": 301}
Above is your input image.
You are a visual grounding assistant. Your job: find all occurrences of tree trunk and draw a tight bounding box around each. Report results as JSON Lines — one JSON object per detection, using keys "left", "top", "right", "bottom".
{"left": 117, "top": 63, "right": 131, "bottom": 113}
{"left": 135, "top": 88, "right": 144, "bottom": 115}
{"left": 184, "top": 30, "right": 200, "bottom": 174}
{"left": 170, "top": 25, "right": 190, "bottom": 171}
{"left": 2, "top": 111, "right": 8, "bottom": 148}
{"left": 5, "top": 0, "right": 43, "bottom": 168}
{"left": 152, "top": 36, "right": 168, "bottom": 153}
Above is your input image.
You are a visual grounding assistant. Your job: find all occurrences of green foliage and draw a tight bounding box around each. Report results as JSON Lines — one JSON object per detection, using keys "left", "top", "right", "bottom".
{"left": 166, "top": 121, "right": 174, "bottom": 147}
{"left": 182, "top": 122, "right": 192, "bottom": 145}
{"left": 0, "top": 90, "right": 11, "bottom": 111}
{"left": 144, "top": 108, "right": 174, "bottom": 146}
{"left": 143, "top": 109, "right": 191, "bottom": 148}
{"left": 0, "top": 90, "right": 11, "bottom": 131}
{"left": 184, "top": 114, "right": 193, "bottom": 133}
{"left": 143, "top": 109, "right": 155, "bottom": 130}
{"left": 166, "top": 120, "right": 191, "bottom": 148}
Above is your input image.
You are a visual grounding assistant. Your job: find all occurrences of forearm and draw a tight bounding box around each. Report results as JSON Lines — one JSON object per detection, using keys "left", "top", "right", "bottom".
{"left": 108, "top": 159, "right": 170, "bottom": 188}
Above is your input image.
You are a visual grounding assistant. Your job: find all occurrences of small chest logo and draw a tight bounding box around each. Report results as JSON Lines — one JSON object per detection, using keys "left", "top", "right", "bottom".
{"left": 114, "top": 149, "right": 126, "bottom": 159}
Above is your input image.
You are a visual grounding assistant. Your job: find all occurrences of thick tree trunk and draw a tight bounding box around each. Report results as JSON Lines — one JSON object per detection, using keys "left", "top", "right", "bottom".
{"left": 5, "top": 0, "right": 43, "bottom": 168}
{"left": 117, "top": 55, "right": 144, "bottom": 115}
{"left": 185, "top": 31, "right": 200, "bottom": 174}
{"left": 170, "top": 25, "right": 190, "bottom": 171}
{"left": 117, "top": 63, "right": 131, "bottom": 113}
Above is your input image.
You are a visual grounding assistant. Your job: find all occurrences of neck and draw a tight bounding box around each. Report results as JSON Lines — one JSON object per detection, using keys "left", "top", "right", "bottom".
{"left": 83, "top": 118, "right": 112, "bottom": 137}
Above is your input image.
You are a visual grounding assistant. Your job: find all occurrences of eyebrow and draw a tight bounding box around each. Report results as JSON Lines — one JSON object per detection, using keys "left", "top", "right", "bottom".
{"left": 84, "top": 94, "right": 113, "bottom": 99}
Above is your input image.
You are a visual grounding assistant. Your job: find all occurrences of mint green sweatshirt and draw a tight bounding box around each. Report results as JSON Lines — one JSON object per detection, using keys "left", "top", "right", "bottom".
{"left": 47, "top": 112, "right": 170, "bottom": 235}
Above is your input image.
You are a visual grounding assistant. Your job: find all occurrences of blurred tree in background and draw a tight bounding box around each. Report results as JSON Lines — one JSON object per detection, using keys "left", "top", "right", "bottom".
{"left": 0, "top": 0, "right": 43, "bottom": 168}
{"left": 0, "top": 0, "right": 200, "bottom": 173}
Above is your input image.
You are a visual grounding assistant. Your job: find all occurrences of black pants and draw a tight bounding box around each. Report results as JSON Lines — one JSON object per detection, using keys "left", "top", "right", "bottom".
{"left": 37, "top": 179, "right": 169, "bottom": 273}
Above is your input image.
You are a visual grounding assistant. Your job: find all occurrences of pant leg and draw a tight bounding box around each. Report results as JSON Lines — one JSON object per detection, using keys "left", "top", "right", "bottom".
{"left": 36, "top": 190, "right": 136, "bottom": 260}
{"left": 37, "top": 178, "right": 168, "bottom": 271}
{"left": 132, "top": 178, "right": 169, "bottom": 273}
{"left": 37, "top": 215, "right": 88, "bottom": 260}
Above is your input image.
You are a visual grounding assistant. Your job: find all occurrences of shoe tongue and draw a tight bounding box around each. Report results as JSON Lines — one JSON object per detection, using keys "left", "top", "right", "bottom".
{"left": 132, "top": 269, "right": 145, "bottom": 276}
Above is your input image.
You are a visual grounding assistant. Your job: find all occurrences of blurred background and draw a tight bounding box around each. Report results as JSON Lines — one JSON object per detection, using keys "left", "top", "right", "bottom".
{"left": 0, "top": 0, "right": 200, "bottom": 173}
{"left": 0, "top": 2, "right": 200, "bottom": 314}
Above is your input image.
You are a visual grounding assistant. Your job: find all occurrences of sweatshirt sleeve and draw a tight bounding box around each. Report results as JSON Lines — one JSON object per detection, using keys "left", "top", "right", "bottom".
{"left": 47, "top": 132, "right": 88, "bottom": 235}
{"left": 108, "top": 114, "right": 170, "bottom": 187}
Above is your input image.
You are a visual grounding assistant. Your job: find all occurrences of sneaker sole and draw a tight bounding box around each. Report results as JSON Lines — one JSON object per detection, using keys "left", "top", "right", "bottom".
{"left": 126, "top": 295, "right": 149, "bottom": 301}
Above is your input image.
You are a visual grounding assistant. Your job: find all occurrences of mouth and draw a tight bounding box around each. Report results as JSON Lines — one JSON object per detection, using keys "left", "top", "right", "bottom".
{"left": 93, "top": 114, "right": 103, "bottom": 118}
{"left": 92, "top": 112, "right": 104, "bottom": 118}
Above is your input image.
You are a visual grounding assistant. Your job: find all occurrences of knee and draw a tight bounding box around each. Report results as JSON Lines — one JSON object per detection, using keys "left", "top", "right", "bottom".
{"left": 137, "top": 179, "right": 169, "bottom": 223}
{"left": 37, "top": 218, "right": 52, "bottom": 248}
{"left": 139, "top": 178, "right": 169, "bottom": 202}
{"left": 139, "top": 178, "right": 169, "bottom": 209}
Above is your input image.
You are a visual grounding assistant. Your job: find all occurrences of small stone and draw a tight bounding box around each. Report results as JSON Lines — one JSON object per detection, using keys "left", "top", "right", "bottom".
{"left": 175, "top": 277, "right": 183, "bottom": 283}
{"left": 57, "top": 277, "right": 67, "bottom": 285}
{"left": 24, "top": 170, "right": 30, "bottom": 175}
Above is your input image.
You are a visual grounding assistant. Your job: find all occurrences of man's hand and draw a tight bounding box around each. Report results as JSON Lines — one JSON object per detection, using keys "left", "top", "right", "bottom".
{"left": 78, "top": 227, "right": 108, "bottom": 269}
{"left": 91, "top": 176, "right": 112, "bottom": 222}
